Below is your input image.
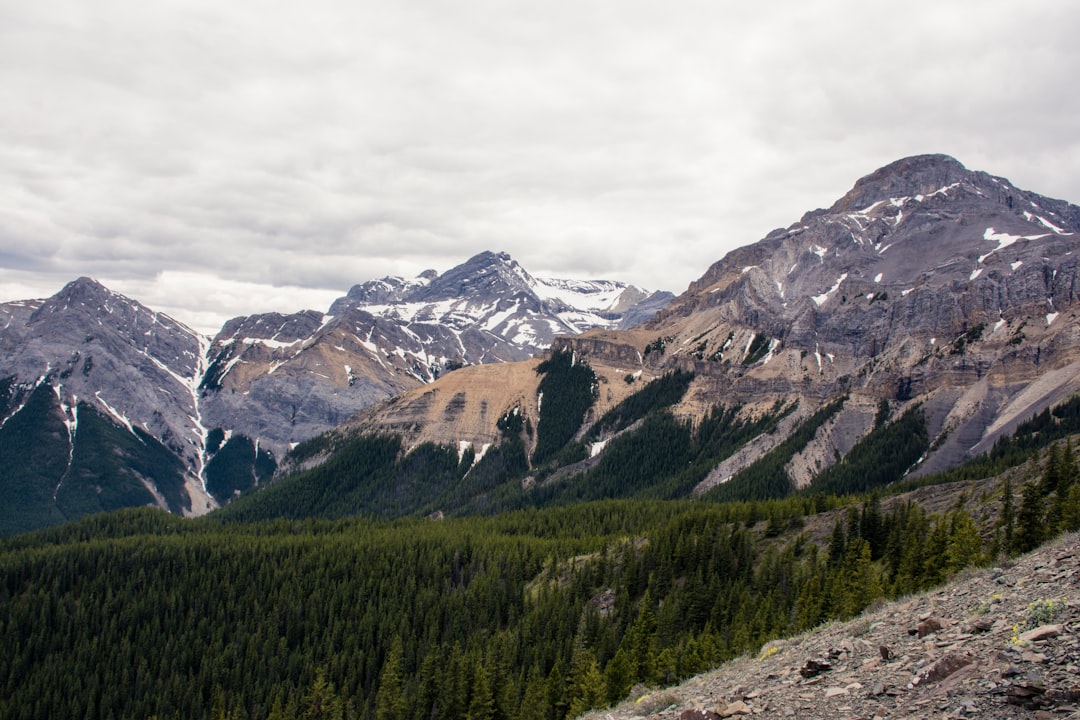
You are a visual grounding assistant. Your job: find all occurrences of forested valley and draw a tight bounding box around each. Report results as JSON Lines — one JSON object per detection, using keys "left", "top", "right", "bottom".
{"left": 3, "top": 441, "right": 1079, "bottom": 720}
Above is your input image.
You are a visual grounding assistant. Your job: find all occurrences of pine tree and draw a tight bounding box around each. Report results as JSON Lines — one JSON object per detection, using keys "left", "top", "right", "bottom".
{"left": 1015, "top": 481, "right": 1045, "bottom": 554}
{"left": 794, "top": 570, "right": 826, "bottom": 631}
{"left": 1063, "top": 484, "right": 1080, "bottom": 533}
{"left": 921, "top": 518, "right": 950, "bottom": 586}
{"left": 1041, "top": 443, "right": 1063, "bottom": 496}
{"left": 628, "top": 592, "right": 658, "bottom": 685}
{"left": 466, "top": 661, "right": 495, "bottom": 720}
{"left": 1060, "top": 439, "right": 1078, "bottom": 494}
{"left": 827, "top": 519, "right": 846, "bottom": 567}
{"left": 519, "top": 665, "right": 550, "bottom": 720}
{"left": 998, "top": 477, "right": 1015, "bottom": 557}
{"left": 602, "top": 646, "right": 633, "bottom": 706}
{"left": 838, "top": 539, "right": 880, "bottom": 618}
{"left": 547, "top": 656, "right": 568, "bottom": 720}
{"left": 945, "top": 510, "right": 982, "bottom": 572}
{"left": 566, "top": 644, "right": 605, "bottom": 719}
{"left": 860, "top": 494, "right": 885, "bottom": 560}
{"left": 375, "top": 638, "right": 407, "bottom": 720}
{"left": 302, "top": 668, "right": 346, "bottom": 720}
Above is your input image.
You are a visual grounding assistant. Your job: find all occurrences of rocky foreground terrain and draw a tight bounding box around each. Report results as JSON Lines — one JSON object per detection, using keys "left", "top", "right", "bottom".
{"left": 591, "top": 533, "right": 1079, "bottom": 720}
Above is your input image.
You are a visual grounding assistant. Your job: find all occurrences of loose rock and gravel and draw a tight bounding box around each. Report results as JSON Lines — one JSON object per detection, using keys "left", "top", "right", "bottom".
{"left": 587, "top": 533, "right": 1080, "bottom": 720}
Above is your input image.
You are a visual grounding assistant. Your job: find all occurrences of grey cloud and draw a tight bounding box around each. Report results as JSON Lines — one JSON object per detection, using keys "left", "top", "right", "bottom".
{"left": 2, "top": 0, "right": 1079, "bottom": 331}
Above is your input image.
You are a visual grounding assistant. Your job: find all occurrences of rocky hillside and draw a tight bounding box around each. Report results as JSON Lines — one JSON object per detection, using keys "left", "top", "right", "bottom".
{"left": 0, "top": 280, "right": 214, "bottom": 534}
{"left": 590, "top": 532, "right": 1080, "bottom": 720}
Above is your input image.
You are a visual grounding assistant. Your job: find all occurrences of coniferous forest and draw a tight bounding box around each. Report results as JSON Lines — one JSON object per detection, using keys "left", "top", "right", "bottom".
{"left": 4, "top": 456, "right": 1080, "bottom": 720}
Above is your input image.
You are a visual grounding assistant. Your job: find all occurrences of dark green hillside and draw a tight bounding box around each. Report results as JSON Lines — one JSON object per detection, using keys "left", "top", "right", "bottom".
{"left": 0, "top": 375, "right": 15, "bottom": 418}
{"left": 705, "top": 397, "right": 847, "bottom": 502}
{"left": 225, "top": 383, "right": 797, "bottom": 521}
{"left": 218, "top": 434, "right": 407, "bottom": 521}
{"left": 584, "top": 370, "right": 694, "bottom": 441}
{"left": 532, "top": 350, "right": 598, "bottom": 466}
{"left": 0, "top": 382, "right": 69, "bottom": 534}
{"left": 809, "top": 403, "right": 928, "bottom": 496}
{"left": 56, "top": 402, "right": 191, "bottom": 516}
{"left": 205, "top": 432, "right": 277, "bottom": 503}
{"left": 530, "top": 402, "right": 793, "bottom": 506}
{"left": 0, "top": 384, "right": 193, "bottom": 535}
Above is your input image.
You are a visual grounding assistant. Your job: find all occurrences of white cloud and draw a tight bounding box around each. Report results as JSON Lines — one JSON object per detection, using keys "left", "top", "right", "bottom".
{"left": 2, "top": 0, "right": 1079, "bottom": 332}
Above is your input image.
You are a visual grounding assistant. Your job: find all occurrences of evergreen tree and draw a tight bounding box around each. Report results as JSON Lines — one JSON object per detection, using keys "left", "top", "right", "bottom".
{"left": 827, "top": 519, "right": 846, "bottom": 567}
{"left": 838, "top": 538, "right": 880, "bottom": 619}
{"left": 1060, "top": 439, "right": 1079, "bottom": 494}
{"left": 566, "top": 645, "right": 605, "bottom": 719}
{"left": 921, "top": 517, "right": 950, "bottom": 586}
{"left": 998, "top": 477, "right": 1015, "bottom": 557}
{"left": 375, "top": 638, "right": 407, "bottom": 720}
{"left": 546, "top": 656, "right": 568, "bottom": 720}
{"left": 793, "top": 571, "right": 826, "bottom": 631}
{"left": 602, "top": 646, "right": 633, "bottom": 707}
{"left": 1063, "top": 484, "right": 1080, "bottom": 533}
{"left": 626, "top": 592, "right": 658, "bottom": 685}
{"left": 1015, "top": 481, "right": 1045, "bottom": 554}
{"left": 860, "top": 494, "right": 885, "bottom": 560}
{"left": 519, "top": 666, "right": 550, "bottom": 720}
{"left": 1041, "top": 442, "right": 1063, "bottom": 496}
{"left": 467, "top": 661, "right": 496, "bottom": 720}
{"left": 945, "top": 510, "right": 982, "bottom": 572}
{"left": 302, "top": 668, "right": 347, "bottom": 720}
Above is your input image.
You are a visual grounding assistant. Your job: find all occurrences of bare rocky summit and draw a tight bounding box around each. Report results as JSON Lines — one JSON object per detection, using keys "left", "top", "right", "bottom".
{"left": 589, "top": 534, "right": 1080, "bottom": 720}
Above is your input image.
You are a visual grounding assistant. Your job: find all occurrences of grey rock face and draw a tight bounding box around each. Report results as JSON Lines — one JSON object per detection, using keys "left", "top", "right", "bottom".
{"left": 1, "top": 278, "right": 205, "bottom": 450}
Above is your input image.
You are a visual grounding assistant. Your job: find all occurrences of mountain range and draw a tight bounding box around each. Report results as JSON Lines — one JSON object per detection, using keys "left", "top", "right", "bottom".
{"left": 0, "top": 254, "right": 670, "bottom": 534}
{"left": 3, "top": 153, "right": 1080, "bottom": 535}
{"left": 241, "top": 153, "right": 1080, "bottom": 521}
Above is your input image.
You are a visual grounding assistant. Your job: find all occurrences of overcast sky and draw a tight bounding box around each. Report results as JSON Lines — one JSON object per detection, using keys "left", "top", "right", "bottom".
{"left": 2, "top": 1, "right": 1079, "bottom": 334}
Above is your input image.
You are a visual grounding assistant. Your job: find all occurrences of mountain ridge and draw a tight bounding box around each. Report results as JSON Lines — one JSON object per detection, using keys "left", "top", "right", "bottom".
{"left": 0, "top": 255, "right": 670, "bottom": 533}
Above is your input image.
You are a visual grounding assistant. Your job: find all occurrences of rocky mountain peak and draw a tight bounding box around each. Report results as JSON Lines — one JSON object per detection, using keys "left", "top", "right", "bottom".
{"left": 417, "top": 250, "right": 537, "bottom": 302}
{"left": 216, "top": 309, "right": 325, "bottom": 344}
{"left": 827, "top": 153, "right": 975, "bottom": 214}
{"left": 35, "top": 276, "right": 118, "bottom": 314}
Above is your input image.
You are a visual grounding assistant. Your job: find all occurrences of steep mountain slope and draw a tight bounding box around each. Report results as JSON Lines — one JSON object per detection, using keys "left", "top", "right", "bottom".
{"left": 280, "top": 154, "right": 1080, "bottom": 516}
{"left": 0, "top": 256, "right": 668, "bottom": 533}
{"left": 0, "top": 278, "right": 213, "bottom": 532}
